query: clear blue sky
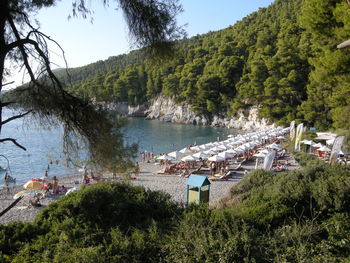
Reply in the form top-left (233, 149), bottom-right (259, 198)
top-left (35, 0), bottom-right (274, 70)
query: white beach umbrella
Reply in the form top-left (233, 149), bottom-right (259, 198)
top-left (204, 149), bottom-right (217, 155)
top-left (237, 145), bottom-right (249, 151)
top-left (208, 155), bottom-right (225, 162)
top-left (312, 143), bottom-right (324, 148)
top-left (179, 147), bottom-right (193, 154)
top-left (204, 142), bottom-right (214, 148)
top-left (190, 146), bottom-right (201, 152)
top-left (226, 148), bottom-right (237, 154)
top-left (192, 152), bottom-right (208, 159)
top-left (157, 155), bottom-right (174, 160)
top-left (181, 155), bottom-right (197, 162)
top-left (225, 144), bottom-right (235, 150)
top-left (260, 149), bottom-right (270, 154)
top-left (211, 146), bottom-right (224, 152)
top-left (230, 141), bottom-right (241, 146)
top-left (234, 139), bottom-right (244, 144)
top-left (326, 138), bottom-right (335, 145)
top-left (232, 148), bottom-right (244, 154)
top-left (199, 145), bottom-right (208, 150)
top-left (253, 152), bottom-right (267, 158)
top-left (212, 142), bottom-right (221, 146)
top-left (168, 151), bottom-right (184, 159)
top-left (218, 151), bottom-right (235, 159)
top-left (318, 145), bottom-right (331, 152)
top-left (267, 143), bottom-right (282, 150)
top-left (300, 140), bottom-right (315, 145)
top-left (246, 142), bottom-right (257, 148)
top-left (66, 187), bottom-right (80, 195)
top-left (339, 150), bottom-right (349, 155)
top-left (255, 139), bottom-right (262, 145)
top-left (218, 145), bottom-right (228, 150)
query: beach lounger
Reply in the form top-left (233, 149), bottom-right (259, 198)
top-left (209, 171), bottom-right (235, 181)
top-left (230, 163), bottom-right (243, 171)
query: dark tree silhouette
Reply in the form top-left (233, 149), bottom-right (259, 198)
top-left (0, 0), bottom-right (184, 171)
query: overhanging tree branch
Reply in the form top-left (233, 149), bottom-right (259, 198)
top-left (0, 138), bottom-right (26, 150)
top-left (1, 110), bottom-right (31, 126)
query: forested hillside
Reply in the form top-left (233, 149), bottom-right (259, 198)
top-left (59, 0), bottom-right (350, 130)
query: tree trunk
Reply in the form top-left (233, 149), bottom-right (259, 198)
top-left (0, 0), bottom-right (8, 136)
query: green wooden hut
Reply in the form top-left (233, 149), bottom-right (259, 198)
top-left (186, 174), bottom-right (211, 205)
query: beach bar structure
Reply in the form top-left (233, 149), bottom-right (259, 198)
top-left (186, 174), bottom-right (211, 205)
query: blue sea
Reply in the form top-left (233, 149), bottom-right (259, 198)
top-left (0, 109), bottom-right (237, 186)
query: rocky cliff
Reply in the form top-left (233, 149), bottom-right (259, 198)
top-left (101, 96), bottom-right (275, 131)
top-left (145, 96), bottom-right (275, 131)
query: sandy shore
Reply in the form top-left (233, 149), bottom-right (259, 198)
top-left (0, 156), bottom-right (300, 225)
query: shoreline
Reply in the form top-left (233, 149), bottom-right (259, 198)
top-left (0, 162), bottom-right (248, 225)
top-left (0, 154), bottom-right (300, 225)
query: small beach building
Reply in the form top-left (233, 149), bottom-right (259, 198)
top-left (186, 174), bottom-right (211, 205)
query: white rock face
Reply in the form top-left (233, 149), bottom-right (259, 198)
top-left (145, 96), bottom-right (209, 125)
top-left (145, 96), bottom-right (275, 131)
top-left (101, 96), bottom-right (275, 131)
top-left (99, 101), bottom-right (148, 117)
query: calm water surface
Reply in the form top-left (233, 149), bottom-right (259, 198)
top-left (0, 110), bottom-right (237, 185)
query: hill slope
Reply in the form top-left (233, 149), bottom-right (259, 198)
top-left (59, 0), bottom-right (349, 130)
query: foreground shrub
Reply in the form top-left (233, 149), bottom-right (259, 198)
top-left (164, 205), bottom-right (261, 263)
top-left (1, 163), bottom-right (350, 262)
top-left (1, 182), bottom-right (181, 263)
top-left (226, 163), bottom-right (350, 226)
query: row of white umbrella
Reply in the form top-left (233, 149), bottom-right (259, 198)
top-left (158, 127), bottom-right (290, 163)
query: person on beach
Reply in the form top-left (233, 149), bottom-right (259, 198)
top-left (83, 170), bottom-right (89, 184)
top-left (29, 197), bottom-right (41, 207)
top-left (180, 168), bottom-right (190, 177)
top-left (210, 162), bottom-right (216, 177)
top-left (141, 152), bottom-right (145, 162)
top-left (44, 170), bottom-right (49, 183)
top-left (90, 171), bottom-right (101, 181)
top-left (135, 162), bottom-right (140, 175)
top-left (52, 176), bottom-right (58, 194)
top-left (4, 182), bottom-right (9, 193)
top-left (44, 188), bottom-right (51, 197)
top-left (4, 172), bottom-right (10, 181)
top-left (60, 185), bottom-right (67, 194)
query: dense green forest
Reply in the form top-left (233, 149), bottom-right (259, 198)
top-left (1, 156), bottom-right (350, 262)
top-left (55, 0), bottom-right (350, 130)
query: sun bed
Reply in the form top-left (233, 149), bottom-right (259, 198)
top-left (230, 163), bottom-right (243, 171)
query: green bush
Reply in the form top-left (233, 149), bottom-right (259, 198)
top-left (294, 152), bottom-right (321, 167)
top-left (1, 182), bottom-right (182, 263)
top-left (164, 205), bottom-right (261, 263)
top-left (1, 163), bottom-right (350, 262)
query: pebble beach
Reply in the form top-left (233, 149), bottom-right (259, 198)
top-left (0, 162), bottom-right (251, 225)
top-left (0, 147), bottom-right (300, 225)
